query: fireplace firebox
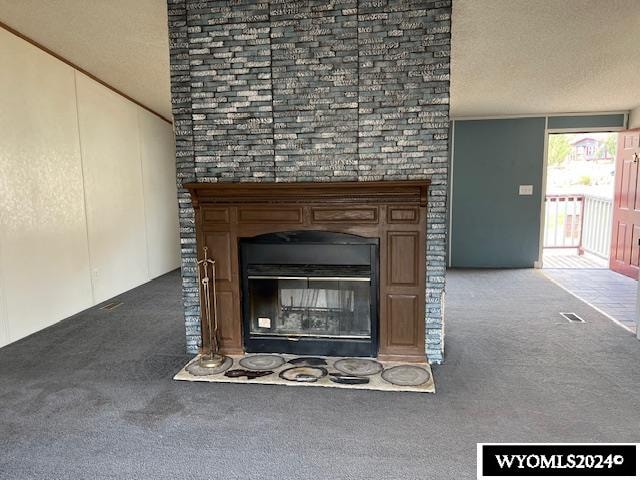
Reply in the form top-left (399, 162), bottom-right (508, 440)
top-left (240, 232), bottom-right (378, 357)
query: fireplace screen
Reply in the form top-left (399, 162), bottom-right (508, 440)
top-left (248, 276), bottom-right (372, 339)
top-left (240, 231), bottom-right (378, 357)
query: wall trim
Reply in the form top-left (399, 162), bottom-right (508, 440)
top-left (0, 21), bottom-right (172, 125)
top-left (448, 120), bottom-right (456, 267)
top-left (536, 116), bottom-right (550, 268)
top-left (546, 126), bottom-right (626, 134)
top-left (451, 111), bottom-right (629, 121)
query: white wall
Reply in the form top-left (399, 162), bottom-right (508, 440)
top-left (76, 74), bottom-right (151, 303)
top-left (0, 28), bottom-right (179, 348)
top-left (138, 109), bottom-right (181, 279)
top-left (0, 29), bottom-right (93, 344)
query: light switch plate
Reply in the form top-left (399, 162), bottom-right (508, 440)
top-left (519, 185), bottom-right (534, 195)
top-left (258, 317), bottom-right (271, 329)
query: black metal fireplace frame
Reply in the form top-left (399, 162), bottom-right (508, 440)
top-left (239, 231), bottom-right (379, 357)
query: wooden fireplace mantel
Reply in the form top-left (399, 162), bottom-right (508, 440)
top-left (186, 180), bottom-right (428, 207)
top-left (185, 180), bottom-right (429, 363)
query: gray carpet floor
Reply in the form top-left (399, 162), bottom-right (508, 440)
top-left (1, 269), bottom-right (639, 479)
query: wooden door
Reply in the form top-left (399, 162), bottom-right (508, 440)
top-left (610, 129), bottom-right (640, 279)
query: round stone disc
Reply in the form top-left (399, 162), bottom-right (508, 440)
top-left (381, 365), bottom-right (431, 386)
top-left (334, 358), bottom-right (383, 376)
top-left (279, 366), bottom-right (328, 382)
top-left (239, 354), bottom-right (285, 371)
top-left (186, 356), bottom-right (233, 376)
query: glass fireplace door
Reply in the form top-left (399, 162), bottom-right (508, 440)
top-left (248, 277), bottom-right (372, 340)
top-left (240, 231), bottom-right (379, 357)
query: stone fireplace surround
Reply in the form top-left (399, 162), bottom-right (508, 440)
top-left (167, 0), bottom-right (451, 363)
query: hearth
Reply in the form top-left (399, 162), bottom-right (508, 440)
top-left (175, 353), bottom-right (435, 393)
top-left (240, 231), bottom-right (378, 357)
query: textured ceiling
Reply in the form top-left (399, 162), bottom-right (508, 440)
top-left (0, 1), bottom-right (639, 120)
top-left (451, 0), bottom-right (640, 117)
top-left (0, 0), bottom-right (171, 120)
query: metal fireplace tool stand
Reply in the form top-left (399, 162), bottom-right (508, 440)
top-left (197, 246), bottom-right (228, 369)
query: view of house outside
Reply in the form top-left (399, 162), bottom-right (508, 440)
top-left (546, 132), bottom-right (617, 198)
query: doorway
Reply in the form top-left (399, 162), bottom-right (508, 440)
top-left (542, 132), bottom-right (617, 268)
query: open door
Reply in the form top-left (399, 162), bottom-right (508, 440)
top-left (611, 129), bottom-right (640, 279)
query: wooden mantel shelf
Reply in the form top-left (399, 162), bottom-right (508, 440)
top-left (184, 180), bottom-right (429, 207)
top-left (186, 180), bottom-right (429, 363)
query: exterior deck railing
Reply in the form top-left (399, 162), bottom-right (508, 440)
top-left (581, 195), bottom-right (613, 258)
top-left (544, 195), bottom-right (584, 249)
top-left (543, 194), bottom-right (612, 258)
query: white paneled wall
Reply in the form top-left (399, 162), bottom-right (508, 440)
top-left (0, 29), bottom-right (179, 348)
top-left (0, 29), bottom-right (93, 343)
top-left (76, 74), bottom-right (151, 303)
top-left (138, 109), bottom-right (180, 279)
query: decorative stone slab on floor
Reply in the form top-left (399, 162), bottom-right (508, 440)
top-left (174, 354), bottom-right (435, 394)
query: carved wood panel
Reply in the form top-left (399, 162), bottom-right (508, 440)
top-left (203, 232), bottom-right (232, 282)
top-left (387, 294), bottom-right (418, 347)
top-left (311, 207), bottom-right (378, 223)
top-left (388, 206), bottom-right (419, 224)
top-left (238, 207), bottom-right (303, 224)
top-left (216, 291), bottom-right (241, 349)
top-left (202, 207), bottom-right (229, 224)
top-left (388, 232), bottom-right (419, 286)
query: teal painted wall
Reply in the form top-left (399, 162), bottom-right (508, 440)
top-left (547, 113), bottom-right (625, 130)
top-left (451, 118), bottom-right (546, 267)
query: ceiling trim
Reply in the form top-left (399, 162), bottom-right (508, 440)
top-left (0, 21), bottom-right (172, 124)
